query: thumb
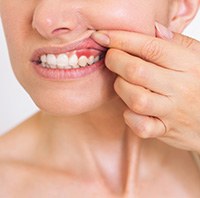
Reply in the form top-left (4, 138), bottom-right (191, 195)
top-left (155, 22), bottom-right (200, 51)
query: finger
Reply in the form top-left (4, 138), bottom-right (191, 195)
top-left (123, 109), bottom-right (166, 138)
top-left (115, 77), bottom-right (172, 117)
top-left (106, 48), bottom-right (177, 95)
top-left (155, 22), bottom-right (200, 52)
top-left (92, 30), bottom-right (199, 71)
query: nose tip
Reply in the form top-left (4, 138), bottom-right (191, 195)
top-left (32, 16), bottom-right (71, 39)
top-left (32, 17), bottom-right (51, 38)
top-left (32, 2), bottom-right (79, 39)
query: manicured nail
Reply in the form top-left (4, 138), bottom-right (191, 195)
top-left (91, 32), bottom-right (110, 46)
top-left (155, 22), bottom-right (174, 39)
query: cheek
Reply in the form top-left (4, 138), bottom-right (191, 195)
top-left (1, 15), bottom-right (22, 82)
top-left (1, 7), bottom-right (34, 83)
top-left (1, 1), bottom-right (33, 58)
top-left (84, 2), bottom-right (157, 36)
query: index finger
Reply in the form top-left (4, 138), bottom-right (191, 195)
top-left (92, 30), bottom-right (199, 71)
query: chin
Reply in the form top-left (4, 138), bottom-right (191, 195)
top-left (34, 93), bottom-right (116, 117)
top-left (18, 59), bottom-right (117, 117)
top-left (28, 82), bottom-right (116, 117)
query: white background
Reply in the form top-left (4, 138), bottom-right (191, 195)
top-left (1, 12), bottom-right (200, 135)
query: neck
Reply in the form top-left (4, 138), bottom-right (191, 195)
top-left (39, 97), bottom-right (127, 144)
top-left (34, 97), bottom-right (145, 194)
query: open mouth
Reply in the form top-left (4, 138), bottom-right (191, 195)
top-left (34, 49), bottom-right (106, 69)
top-left (31, 38), bottom-right (108, 79)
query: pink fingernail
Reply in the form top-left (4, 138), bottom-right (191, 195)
top-left (155, 22), bottom-right (174, 39)
top-left (91, 32), bottom-right (110, 46)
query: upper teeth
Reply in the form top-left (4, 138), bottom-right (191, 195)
top-left (40, 53), bottom-right (101, 69)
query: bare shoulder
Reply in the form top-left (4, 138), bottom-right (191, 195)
top-left (0, 112), bottom-right (43, 196)
top-left (0, 114), bottom-right (50, 198)
top-left (0, 112), bottom-right (41, 161)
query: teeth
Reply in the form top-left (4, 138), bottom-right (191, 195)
top-left (47, 54), bottom-right (57, 68)
top-left (78, 56), bottom-right (88, 67)
top-left (41, 55), bottom-right (47, 63)
top-left (57, 54), bottom-right (69, 69)
top-left (41, 55), bottom-right (47, 68)
top-left (40, 53), bottom-right (102, 69)
top-left (87, 56), bottom-right (95, 65)
top-left (69, 54), bottom-right (79, 68)
top-left (94, 56), bottom-right (100, 63)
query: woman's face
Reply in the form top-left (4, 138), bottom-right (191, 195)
top-left (0, 0), bottom-right (172, 116)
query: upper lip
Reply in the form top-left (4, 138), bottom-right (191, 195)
top-left (31, 37), bottom-right (108, 63)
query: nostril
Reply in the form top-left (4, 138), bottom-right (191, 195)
top-left (52, 27), bottom-right (70, 35)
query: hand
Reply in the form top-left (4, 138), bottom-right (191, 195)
top-left (92, 22), bottom-right (200, 153)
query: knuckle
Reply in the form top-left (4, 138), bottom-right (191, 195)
top-left (179, 80), bottom-right (199, 103)
top-left (117, 39), bottom-right (130, 50)
top-left (130, 93), bottom-right (148, 113)
top-left (123, 110), bottom-right (152, 138)
top-left (178, 35), bottom-right (196, 49)
top-left (178, 83), bottom-right (190, 95)
top-left (176, 77), bottom-right (196, 97)
top-left (189, 55), bottom-right (200, 74)
top-left (191, 61), bottom-right (200, 79)
top-left (136, 122), bottom-right (152, 139)
top-left (124, 62), bottom-right (145, 83)
top-left (141, 39), bottom-right (163, 61)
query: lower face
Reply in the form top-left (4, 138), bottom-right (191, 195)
top-left (1, 0), bottom-right (170, 116)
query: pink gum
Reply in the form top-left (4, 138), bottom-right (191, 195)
top-left (55, 49), bottom-right (102, 58)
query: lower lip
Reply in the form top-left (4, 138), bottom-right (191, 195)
top-left (32, 59), bottom-right (105, 80)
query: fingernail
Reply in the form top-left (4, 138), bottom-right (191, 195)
top-left (155, 22), bottom-right (174, 39)
top-left (91, 32), bottom-right (110, 46)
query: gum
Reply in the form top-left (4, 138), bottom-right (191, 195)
top-left (49, 49), bottom-right (102, 59)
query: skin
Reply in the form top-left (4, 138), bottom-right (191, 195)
top-left (0, 0), bottom-right (200, 197)
top-left (92, 28), bottom-right (200, 153)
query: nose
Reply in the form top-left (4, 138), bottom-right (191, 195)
top-left (32, 0), bottom-right (84, 39)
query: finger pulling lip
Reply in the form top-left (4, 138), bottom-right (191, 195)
top-left (31, 37), bottom-right (108, 62)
